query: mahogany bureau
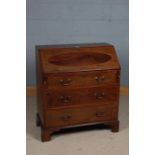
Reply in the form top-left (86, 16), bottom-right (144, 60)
top-left (36, 43), bottom-right (121, 142)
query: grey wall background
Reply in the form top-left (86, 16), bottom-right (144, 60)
top-left (26, 0), bottom-right (129, 86)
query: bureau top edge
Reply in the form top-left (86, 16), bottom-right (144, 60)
top-left (36, 42), bottom-right (112, 50)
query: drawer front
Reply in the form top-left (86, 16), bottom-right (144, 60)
top-left (46, 105), bottom-right (118, 127)
top-left (45, 86), bottom-right (119, 108)
top-left (45, 70), bottom-right (120, 89)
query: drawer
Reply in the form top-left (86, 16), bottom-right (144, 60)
top-left (45, 105), bottom-right (118, 127)
top-left (45, 86), bottom-right (119, 108)
top-left (44, 70), bottom-right (120, 89)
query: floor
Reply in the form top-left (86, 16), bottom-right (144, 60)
top-left (26, 96), bottom-right (129, 155)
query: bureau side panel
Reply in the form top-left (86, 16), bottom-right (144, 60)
top-left (36, 48), bottom-right (45, 125)
top-left (116, 69), bottom-right (121, 121)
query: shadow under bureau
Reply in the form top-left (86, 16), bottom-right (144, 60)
top-left (36, 43), bottom-right (121, 142)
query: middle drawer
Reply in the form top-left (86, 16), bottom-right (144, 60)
top-left (45, 86), bottom-right (119, 108)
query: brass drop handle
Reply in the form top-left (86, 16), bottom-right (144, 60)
top-left (60, 95), bottom-right (72, 103)
top-left (95, 76), bottom-right (105, 83)
top-left (61, 115), bottom-right (71, 121)
top-left (95, 111), bottom-right (104, 117)
top-left (94, 92), bottom-right (105, 99)
top-left (60, 78), bottom-right (72, 86)
top-left (42, 77), bottom-right (47, 85)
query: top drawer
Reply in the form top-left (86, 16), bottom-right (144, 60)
top-left (43, 70), bottom-right (120, 89)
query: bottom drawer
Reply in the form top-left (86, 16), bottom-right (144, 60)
top-left (45, 105), bottom-right (118, 127)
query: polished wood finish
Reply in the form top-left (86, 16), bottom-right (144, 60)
top-left (36, 43), bottom-right (121, 142)
top-left (45, 104), bottom-right (118, 127)
top-left (45, 70), bottom-right (119, 89)
top-left (26, 86), bottom-right (128, 96)
top-left (45, 86), bottom-right (119, 108)
top-left (38, 45), bottom-right (120, 73)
